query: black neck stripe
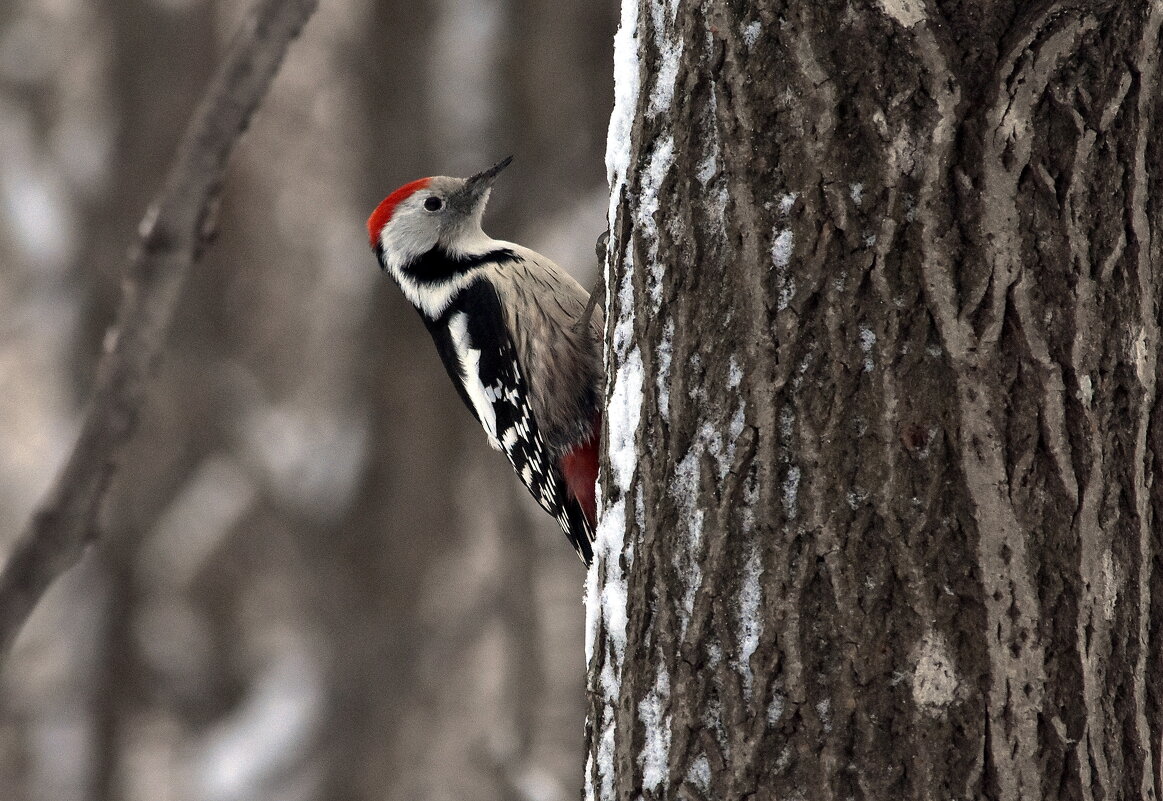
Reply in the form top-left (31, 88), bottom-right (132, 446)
top-left (405, 246), bottom-right (520, 283)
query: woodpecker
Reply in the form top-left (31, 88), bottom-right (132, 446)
top-left (368, 157), bottom-right (602, 564)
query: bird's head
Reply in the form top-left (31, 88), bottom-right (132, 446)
top-left (367, 156), bottom-right (512, 272)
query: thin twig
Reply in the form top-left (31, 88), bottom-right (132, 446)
top-left (0, 0), bottom-right (319, 663)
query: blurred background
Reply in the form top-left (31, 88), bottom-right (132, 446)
top-left (0, 0), bottom-right (616, 798)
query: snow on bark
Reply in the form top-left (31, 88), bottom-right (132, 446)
top-left (637, 665), bottom-right (671, 792)
top-left (646, 1), bottom-right (682, 117)
top-left (771, 227), bottom-right (794, 268)
top-left (766, 692), bottom-right (784, 725)
top-left (639, 135), bottom-right (674, 307)
top-left (586, 497), bottom-right (628, 664)
top-left (603, 0), bottom-right (639, 225)
top-left (590, 0), bottom-right (694, 794)
top-left (586, 1), bottom-right (641, 798)
top-left (606, 337), bottom-right (643, 494)
top-left (741, 20), bottom-right (762, 48)
top-left (586, 223), bottom-right (640, 801)
top-left (782, 465), bottom-right (801, 521)
top-left (671, 447), bottom-right (704, 636)
top-left (859, 326), bottom-right (877, 372)
top-left (772, 193), bottom-right (797, 311)
top-left (585, 264), bottom-right (635, 783)
top-left (736, 547), bottom-right (762, 699)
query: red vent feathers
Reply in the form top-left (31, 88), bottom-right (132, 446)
top-left (367, 177), bottom-right (432, 247)
top-left (560, 417), bottom-right (601, 527)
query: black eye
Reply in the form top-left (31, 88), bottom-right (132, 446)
top-left (424, 196), bottom-right (443, 211)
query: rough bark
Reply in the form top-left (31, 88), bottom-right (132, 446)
top-left (586, 2), bottom-right (1163, 800)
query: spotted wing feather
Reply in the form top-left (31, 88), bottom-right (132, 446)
top-left (435, 280), bottom-right (594, 563)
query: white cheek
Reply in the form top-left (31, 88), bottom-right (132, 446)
top-left (379, 213), bottom-right (482, 319)
top-left (380, 214), bottom-right (438, 267)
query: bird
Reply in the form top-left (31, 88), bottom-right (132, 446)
top-left (367, 157), bottom-right (603, 564)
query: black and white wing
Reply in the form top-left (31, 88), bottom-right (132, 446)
top-left (426, 279), bottom-right (593, 563)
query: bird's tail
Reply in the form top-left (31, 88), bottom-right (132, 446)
top-left (558, 499), bottom-right (594, 566)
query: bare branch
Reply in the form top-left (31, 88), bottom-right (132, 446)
top-left (0, 0), bottom-right (319, 662)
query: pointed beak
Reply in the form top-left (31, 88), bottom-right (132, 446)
top-left (459, 156), bottom-right (513, 207)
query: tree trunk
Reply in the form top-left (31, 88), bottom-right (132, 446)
top-left (586, 2), bottom-right (1163, 800)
